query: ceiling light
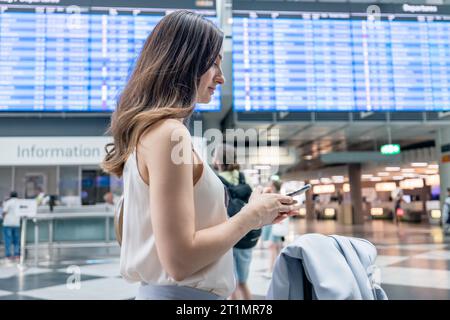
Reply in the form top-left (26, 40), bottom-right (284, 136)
top-left (254, 165), bottom-right (271, 170)
top-left (313, 184), bottom-right (336, 194)
top-left (375, 182), bottom-right (397, 192)
top-left (385, 167), bottom-right (401, 172)
top-left (400, 178), bottom-right (424, 190)
top-left (426, 175), bottom-right (440, 186)
top-left (411, 162), bottom-right (428, 167)
top-left (377, 172), bottom-right (390, 177)
top-left (320, 178), bottom-right (332, 184)
top-left (332, 176), bottom-right (345, 183)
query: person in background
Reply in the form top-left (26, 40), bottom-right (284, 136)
top-left (35, 187), bottom-right (48, 206)
top-left (103, 191), bottom-right (117, 213)
top-left (103, 191), bottom-right (115, 207)
top-left (214, 143), bottom-right (255, 300)
top-left (442, 188), bottom-right (450, 234)
top-left (394, 193), bottom-right (404, 225)
top-left (48, 195), bottom-right (57, 212)
top-left (104, 191), bottom-right (114, 205)
top-left (1, 191), bottom-right (21, 261)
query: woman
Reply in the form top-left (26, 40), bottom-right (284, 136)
top-left (102, 10), bottom-right (298, 300)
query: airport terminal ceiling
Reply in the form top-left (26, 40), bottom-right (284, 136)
top-left (226, 119), bottom-right (446, 175)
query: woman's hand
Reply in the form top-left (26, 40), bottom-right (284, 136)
top-left (242, 186), bottom-right (300, 229)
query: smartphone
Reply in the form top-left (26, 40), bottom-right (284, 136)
top-left (286, 184), bottom-right (312, 197)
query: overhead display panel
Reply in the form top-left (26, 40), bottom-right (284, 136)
top-left (232, 1), bottom-right (450, 112)
top-left (0, 0), bottom-right (220, 112)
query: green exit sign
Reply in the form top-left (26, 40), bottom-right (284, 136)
top-left (381, 144), bottom-right (401, 155)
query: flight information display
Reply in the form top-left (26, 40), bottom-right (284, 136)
top-left (0, 1), bottom-right (220, 112)
top-left (233, 2), bottom-right (450, 112)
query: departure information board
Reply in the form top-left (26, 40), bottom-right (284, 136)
top-left (0, 0), bottom-right (220, 112)
top-left (233, 1), bottom-right (450, 112)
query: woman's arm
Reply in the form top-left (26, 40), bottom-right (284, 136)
top-left (138, 120), bottom-right (295, 281)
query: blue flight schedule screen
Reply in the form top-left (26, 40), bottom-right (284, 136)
top-left (232, 11), bottom-right (450, 112)
top-left (0, 6), bottom-right (220, 112)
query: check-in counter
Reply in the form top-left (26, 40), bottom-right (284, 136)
top-left (297, 205), bottom-right (307, 218)
top-left (316, 202), bottom-right (339, 220)
top-left (369, 201), bottom-right (394, 220)
top-left (0, 204), bottom-right (117, 266)
top-left (37, 204), bottom-right (113, 214)
top-left (400, 202), bottom-right (424, 223)
top-left (426, 200), bottom-right (441, 225)
top-left (19, 209), bottom-right (116, 266)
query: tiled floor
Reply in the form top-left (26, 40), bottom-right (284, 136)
top-left (0, 219), bottom-right (449, 300)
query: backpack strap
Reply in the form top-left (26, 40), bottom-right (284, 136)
top-left (238, 171), bottom-right (246, 185)
top-left (217, 174), bottom-right (232, 188)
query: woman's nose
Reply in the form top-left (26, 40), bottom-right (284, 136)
top-left (216, 73), bottom-right (225, 84)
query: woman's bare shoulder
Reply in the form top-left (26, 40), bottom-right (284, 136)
top-left (138, 118), bottom-right (191, 156)
top-left (140, 119), bottom-right (190, 144)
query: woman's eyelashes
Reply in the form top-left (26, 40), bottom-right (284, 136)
top-left (215, 63), bottom-right (223, 75)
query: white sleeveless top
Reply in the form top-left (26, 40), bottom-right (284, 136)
top-left (120, 149), bottom-right (236, 297)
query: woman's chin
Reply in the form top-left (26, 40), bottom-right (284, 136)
top-left (196, 96), bottom-right (212, 104)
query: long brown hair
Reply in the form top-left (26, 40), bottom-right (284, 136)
top-left (102, 10), bottom-right (223, 177)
